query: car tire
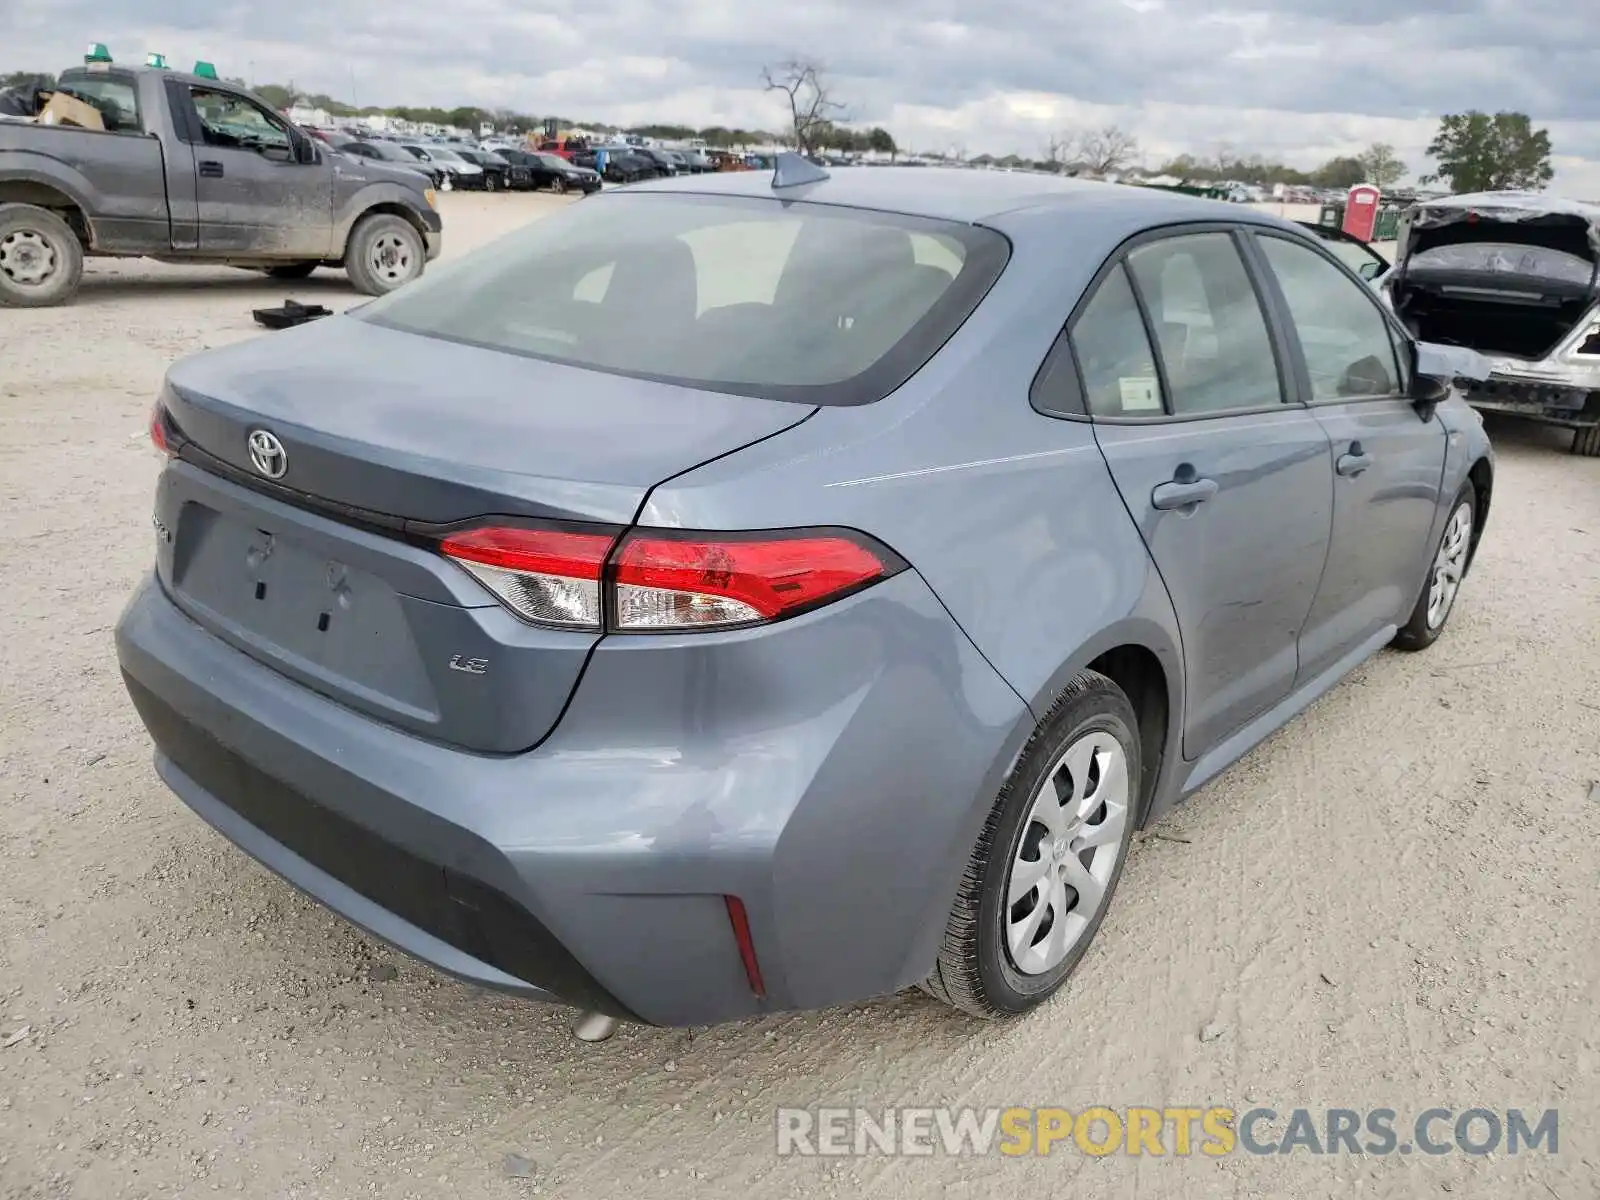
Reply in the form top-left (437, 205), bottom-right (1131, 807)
top-left (1573, 424), bottom-right (1600, 458)
top-left (264, 262), bottom-right (318, 280)
top-left (485, 174), bottom-right (499, 193)
top-left (344, 213), bottom-right (425, 297)
top-left (0, 202), bottom-right (84, 308)
top-left (552, 177), bottom-right (568, 194)
top-left (923, 670), bottom-right (1140, 1019)
top-left (1392, 481), bottom-right (1476, 651)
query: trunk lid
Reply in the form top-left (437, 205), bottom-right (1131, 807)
top-left (157, 316), bottom-right (815, 752)
top-left (1391, 194), bottom-right (1600, 360)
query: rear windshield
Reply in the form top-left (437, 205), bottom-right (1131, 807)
top-left (357, 191), bottom-right (1010, 404)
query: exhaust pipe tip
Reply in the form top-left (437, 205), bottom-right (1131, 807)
top-left (572, 1011), bottom-right (620, 1043)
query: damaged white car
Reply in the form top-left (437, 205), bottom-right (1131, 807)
top-left (1384, 192), bottom-right (1600, 456)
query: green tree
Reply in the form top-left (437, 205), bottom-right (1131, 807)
top-left (866, 126), bottom-right (897, 159)
top-left (1356, 141), bottom-right (1407, 189)
top-left (1312, 155), bottom-right (1367, 189)
top-left (253, 83), bottom-right (292, 108)
top-left (1422, 111), bottom-right (1554, 192)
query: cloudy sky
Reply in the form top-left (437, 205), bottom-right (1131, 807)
top-left (9, 0), bottom-right (1599, 193)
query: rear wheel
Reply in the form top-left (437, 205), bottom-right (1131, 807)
top-left (552, 176), bottom-right (568, 194)
top-left (0, 203), bottom-right (84, 308)
top-left (264, 262), bottom-right (318, 280)
top-left (1392, 482), bottom-right (1475, 651)
top-left (1574, 424), bottom-right (1600, 458)
top-left (485, 173), bottom-right (499, 192)
top-left (923, 671), bottom-right (1139, 1018)
top-left (344, 213), bottom-right (425, 296)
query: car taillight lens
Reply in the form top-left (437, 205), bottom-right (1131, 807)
top-left (437, 525), bottom-right (902, 632)
top-left (439, 526), bottom-right (614, 629)
top-left (611, 531), bottom-right (896, 630)
top-left (149, 402), bottom-right (175, 456)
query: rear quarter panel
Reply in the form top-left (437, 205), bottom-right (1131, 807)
top-left (639, 203), bottom-right (1188, 899)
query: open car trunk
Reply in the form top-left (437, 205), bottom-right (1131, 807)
top-left (1389, 193), bottom-right (1600, 361)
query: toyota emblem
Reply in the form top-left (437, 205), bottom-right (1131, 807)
top-left (247, 429), bottom-right (288, 479)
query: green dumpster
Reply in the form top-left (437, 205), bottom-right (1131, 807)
top-left (1373, 206), bottom-right (1401, 241)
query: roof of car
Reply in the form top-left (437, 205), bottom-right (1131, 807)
top-left (628, 164), bottom-right (1287, 227)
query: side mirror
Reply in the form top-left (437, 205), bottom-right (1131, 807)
top-left (1410, 373), bottom-right (1452, 406)
top-left (296, 138), bottom-right (321, 165)
top-left (1358, 261), bottom-right (1384, 281)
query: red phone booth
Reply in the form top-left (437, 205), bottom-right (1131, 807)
top-left (1342, 184), bottom-right (1381, 241)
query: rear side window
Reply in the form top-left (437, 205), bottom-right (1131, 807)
top-left (1126, 233), bottom-right (1284, 415)
top-left (52, 73), bottom-right (141, 133)
top-left (357, 192), bottom-right (1010, 405)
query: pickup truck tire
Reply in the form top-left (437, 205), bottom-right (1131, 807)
top-left (344, 213), bottom-right (424, 297)
top-left (0, 203), bottom-right (83, 308)
top-left (264, 262), bottom-right (319, 280)
top-left (1573, 424), bottom-right (1600, 458)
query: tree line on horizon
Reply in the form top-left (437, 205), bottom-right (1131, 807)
top-left (0, 63), bottom-right (1557, 194)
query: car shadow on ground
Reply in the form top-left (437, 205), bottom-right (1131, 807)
top-left (73, 269), bottom-right (363, 306)
top-left (1478, 411), bottom-right (1586, 455)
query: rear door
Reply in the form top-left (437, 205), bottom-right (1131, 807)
top-left (175, 84), bottom-right (334, 258)
top-left (1078, 228), bottom-right (1335, 758)
top-left (1247, 231), bottom-right (1447, 682)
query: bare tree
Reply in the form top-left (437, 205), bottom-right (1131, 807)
top-left (761, 59), bottom-right (846, 154)
top-left (1043, 132), bottom-right (1073, 173)
top-left (1073, 124), bottom-right (1139, 176)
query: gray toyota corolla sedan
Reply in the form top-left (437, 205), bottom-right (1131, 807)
top-left (116, 159), bottom-right (1493, 1029)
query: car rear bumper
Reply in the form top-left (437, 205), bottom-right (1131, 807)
top-left (1461, 373), bottom-right (1599, 428)
top-left (115, 566), bottom-right (1026, 1026)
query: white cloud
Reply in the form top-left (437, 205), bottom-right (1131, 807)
top-left (6, 0), bottom-right (1598, 193)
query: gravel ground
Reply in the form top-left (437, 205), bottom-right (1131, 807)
top-left (2, 191), bottom-right (1598, 1200)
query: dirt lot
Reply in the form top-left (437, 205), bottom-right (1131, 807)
top-left (1, 191), bottom-right (1597, 1200)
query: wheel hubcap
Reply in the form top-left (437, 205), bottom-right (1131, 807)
top-left (1426, 501), bottom-right (1472, 629)
top-left (0, 230), bottom-right (57, 286)
top-left (1005, 730), bottom-right (1130, 976)
top-left (369, 233), bottom-right (414, 284)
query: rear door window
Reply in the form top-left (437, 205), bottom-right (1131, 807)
top-left (1126, 233), bottom-right (1285, 415)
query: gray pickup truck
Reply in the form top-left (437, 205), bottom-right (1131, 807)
top-left (0, 62), bottom-right (442, 307)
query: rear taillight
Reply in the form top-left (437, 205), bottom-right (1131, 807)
top-left (149, 402), bottom-right (175, 456)
top-left (611, 531), bottom-right (893, 630)
top-left (437, 524), bottom-right (902, 632)
top-left (439, 526), bottom-right (614, 628)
